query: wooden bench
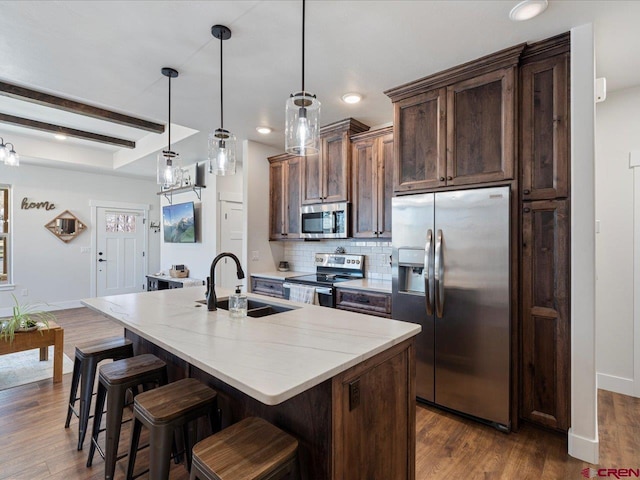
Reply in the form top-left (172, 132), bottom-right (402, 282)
top-left (0, 320), bottom-right (64, 382)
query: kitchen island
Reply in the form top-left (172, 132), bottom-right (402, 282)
top-left (82, 287), bottom-right (420, 479)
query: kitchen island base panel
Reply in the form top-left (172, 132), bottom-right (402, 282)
top-left (125, 329), bottom-right (415, 480)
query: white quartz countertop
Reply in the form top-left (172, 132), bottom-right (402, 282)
top-left (250, 271), bottom-right (308, 280)
top-left (337, 279), bottom-right (392, 294)
top-left (147, 274), bottom-right (205, 287)
top-left (82, 287), bottom-right (419, 406)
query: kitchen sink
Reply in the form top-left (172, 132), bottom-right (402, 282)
top-left (195, 298), bottom-right (297, 318)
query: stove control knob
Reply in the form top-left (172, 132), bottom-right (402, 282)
top-left (346, 259), bottom-right (351, 264)
top-left (356, 260), bottom-right (360, 264)
top-left (316, 257), bottom-right (321, 262)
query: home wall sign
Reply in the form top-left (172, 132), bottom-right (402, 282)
top-left (21, 197), bottom-right (55, 210)
top-left (44, 210), bottom-right (86, 243)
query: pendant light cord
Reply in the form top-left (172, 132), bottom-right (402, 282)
top-left (220, 33), bottom-right (224, 130)
top-left (301, 0), bottom-right (305, 93)
top-left (168, 75), bottom-right (172, 151)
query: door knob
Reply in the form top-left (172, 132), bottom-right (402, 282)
top-left (98, 258), bottom-right (107, 262)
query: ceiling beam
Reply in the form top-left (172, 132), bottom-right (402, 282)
top-left (0, 80), bottom-right (164, 134)
top-left (0, 112), bottom-right (136, 149)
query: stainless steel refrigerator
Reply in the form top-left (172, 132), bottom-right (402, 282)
top-left (392, 186), bottom-right (510, 430)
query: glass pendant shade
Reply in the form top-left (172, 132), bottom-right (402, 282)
top-left (208, 128), bottom-right (236, 176)
top-left (157, 152), bottom-right (180, 188)
top-left (0, 143), bottom-right (7, 162)
top-left (3, 143), bottom-right (19, 167)
top-left (285, 92), bottom-right (320, 156)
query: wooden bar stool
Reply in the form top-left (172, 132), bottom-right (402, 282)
top-left (126, 378), bottom-right (219, 480)
top-left (189, 417), bottom-right (298, 480)
top-left (86, 354), bottom-right (167, 480)
top-left (65, 336), bottom-right (134, 450)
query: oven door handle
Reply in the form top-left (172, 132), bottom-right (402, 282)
top-left (283, 283), bottom-right (333, 296)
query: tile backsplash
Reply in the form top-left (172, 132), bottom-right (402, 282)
top-left (281, 239), bottom-right (392, 281)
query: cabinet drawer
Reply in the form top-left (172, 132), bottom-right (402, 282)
top-left (251, 277), bottom-right (284, 299)
top-left (335, 288), bottom-right (391, 318)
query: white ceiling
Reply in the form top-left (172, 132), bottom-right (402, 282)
top-left (0, 0), bottom-right (638, 180)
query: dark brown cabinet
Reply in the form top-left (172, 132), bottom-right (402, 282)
top-left (269, 154), bottom-right (302, 240)
top-left (393, 88), bottom-right (447, 192)
top-left (351, 127), bottom-right (393, 238)
top-left (521, 53), bottom-right (569, 200)
top-left (519, 34), bottom-right (571, 433)
top-left (333, 340), bottom-right (414, 480)
top-left (335, 288), bottom-right (392, 318)
top-left (387, 45), bottom-right (524, 194)
top-left (521, 199), bottom-right (570, 431)
top-left (447, 67), bottom-right (516, 186)
top-left (250, 276), bottom-right (284, 299)
top-left (301, 118), bottom-right (369, 205)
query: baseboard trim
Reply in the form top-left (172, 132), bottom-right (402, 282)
top-left (568, 428), bottom-right (599, 464)
top-left (0, 300), bottom-right (84, 317)
top-left (597, 372), bottom-right (637, 397)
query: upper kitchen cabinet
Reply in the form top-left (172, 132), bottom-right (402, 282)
top-left (446, 67), bottom-right (516, 186)
top-left (520, 34), bottom-right (570, 200)
top-left (386, 44), bottom-right (524, 193)
top-left (269, 153), bottom-right (302, 240)
top-left (393, 88), bottom-right (446, 192)
top-left (302, 118), bottom-right (369, 204)
top-left (351, 127), bottom-right (394, 238)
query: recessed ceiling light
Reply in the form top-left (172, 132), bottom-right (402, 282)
top-left (256, 126), bottom-right (272, 135)
top-left (341, 93), bottom-right (362, 104)
top-left (54, 133), bottom-right (67, 140)
top-left (509, 0), bottom-right (548, 21)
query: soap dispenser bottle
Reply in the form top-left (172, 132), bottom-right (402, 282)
top-left (229, 285), bottom-right (248, 318)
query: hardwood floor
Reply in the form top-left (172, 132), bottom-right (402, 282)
top-left (1, 307), bottom-right (638, 479)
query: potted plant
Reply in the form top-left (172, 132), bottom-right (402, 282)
top-left (0, 294), bottom-right (56, 344)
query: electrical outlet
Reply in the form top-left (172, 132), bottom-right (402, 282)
top-left (251, 251), bottom-right (259, 261)
top-left (21, 289), bottom-right (28, 297)
top-left (349, 379), bottom-right (360, 411)
top-left (80, 246), bottom-right (90, 254)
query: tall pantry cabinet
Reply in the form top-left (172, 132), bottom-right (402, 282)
top-left (519, 34), bottom-right (571, 432)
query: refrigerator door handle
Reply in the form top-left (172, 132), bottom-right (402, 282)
top-left (424, 229), bottom-right (434, 315)
top-left (435, 229), bottom-right (445, 318)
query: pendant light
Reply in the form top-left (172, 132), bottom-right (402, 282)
top-left (157, 67), bottom-right (181, 188)
top-left (285, 0), bottom-right (320, 156)
top-left (209, 25), bottom-right (236, 176)
top-left (0, 138), bottom-right (19, 167)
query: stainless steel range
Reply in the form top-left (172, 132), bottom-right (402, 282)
top-left (283, 253), bottom-right (365, 307)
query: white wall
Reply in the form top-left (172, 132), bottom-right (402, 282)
top-left (595, 85), bottom-right (640, 395)
top-left (159, 166), bottom-right (216, 282)
top-left (569, 23), bottom-right (599, 464)
top-left (0, 162), bottom-right (160, 312)
top-left (243, 140), bottom-right (283, 284)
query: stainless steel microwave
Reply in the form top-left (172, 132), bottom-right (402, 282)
top-left (300, 202), bottom-right (349, 239)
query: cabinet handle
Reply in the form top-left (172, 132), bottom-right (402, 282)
top-left (523, 207), bottom-right (531, 213)
top-left (356, 295), bottom-right (370, 304)
top-left (523, 189), bottom-right (531, 195)
top-left (439, 177), bottom-right (445, 182)
top-left (447, 176), bottom-right (453, 181)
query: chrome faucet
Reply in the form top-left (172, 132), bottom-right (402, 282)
top-left (207, 252), bottom-right (245, 311)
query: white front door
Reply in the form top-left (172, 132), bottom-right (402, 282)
top-left (96, 207), bottom-right (146, 296)
top-left (217, 200), bottom-right (244, 289)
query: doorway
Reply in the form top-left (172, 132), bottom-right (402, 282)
top-left (217, 194), bottom-right (243, 289)
top-left (91, 202), bottom-right (148, 297)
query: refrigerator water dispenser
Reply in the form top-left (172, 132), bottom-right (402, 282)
top-left (397, 248), bottom-right (425, 294)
